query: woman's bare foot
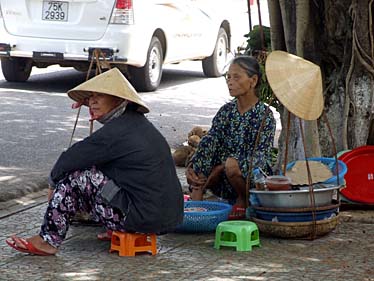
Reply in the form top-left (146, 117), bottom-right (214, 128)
top-left (228, 204), bottom-right (246, 220)
top-left (28, 235), bottom-right (57, 254)
top-left (7, 235), bottom-right (58, 255)
top-left (97, 230), bottom-right (113, 241)
top-left (235, 197), bottom-right (247, 209)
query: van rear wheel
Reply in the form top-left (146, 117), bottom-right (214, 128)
top-left (202, 28), bottom-right (228, 77)
top-left (128, 37), bottom-right (163, 92)
top-left (1, 57), bottom-right (33, 82)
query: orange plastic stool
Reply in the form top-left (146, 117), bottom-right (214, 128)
top-left (109, 231), bottom-right (157, 257)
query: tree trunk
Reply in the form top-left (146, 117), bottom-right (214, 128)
top-left (317, 0), bottom-right (351, 155)
top-left (319, 0), bottom-right (373, 154)
top-left (279, 0), bottom-right (297, 54)
top-left (267, 0), bottom-right (286, 50)
top-left (296, 0), bottom-right (321, 157)
top-left (346, 0), bottom-right (374, 148)
top-left (275, 111), bottom-right (305, 174)
top-left (272, 0), bottom-right (322, 171)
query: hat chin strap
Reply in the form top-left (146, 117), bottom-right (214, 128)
top-left (94, 100), bottom-right (129, 125)
top-left (89, 108), bottom-right (101, 122)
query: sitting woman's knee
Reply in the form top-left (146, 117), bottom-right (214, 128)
top-left (225, 158), bottom-right (242, 179)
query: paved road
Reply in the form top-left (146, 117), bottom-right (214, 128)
top-left (0, 62), bottom-right (233, 202)
top-left (0, 59), bottom-right (281, 203)
top-left (0, 0), bottom-right (277, 202)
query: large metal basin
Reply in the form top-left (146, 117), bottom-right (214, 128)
top-left (251, 185), bottom-right (341, 208)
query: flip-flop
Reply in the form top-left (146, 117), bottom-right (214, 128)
top-left (6, 236), bottom-right (54, 256)
top-left (228, 205), bottom-right (246, 220)
top-left (97, 230), bottom-right (113, 241)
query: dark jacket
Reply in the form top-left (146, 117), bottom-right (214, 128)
top-left (50, 109), bottom-right (184, 233)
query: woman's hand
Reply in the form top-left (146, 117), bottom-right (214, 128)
top-left (47, 187), bottom-right (54, 202)
top-left (185, 165), bottom-right (206, 188)
top-left (186, 165), bottom-right (206, 200)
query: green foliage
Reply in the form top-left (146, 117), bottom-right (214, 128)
top-left (244, 25), bottom-right (271, 52)
top-left (257, 61), bottom-right (280, 111)
top-left (270, 147), bottom-right (279, 167)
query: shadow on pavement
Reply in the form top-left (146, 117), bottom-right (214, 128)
top-left (0, 66), bottom-right (207, 94)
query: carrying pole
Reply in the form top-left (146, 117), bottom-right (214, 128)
top-left (69, 48), bottom-right (111, 146)
top-left (256, 0), bottom-right (265, 51)
top-left (247, 0), bottom-right (253, 31)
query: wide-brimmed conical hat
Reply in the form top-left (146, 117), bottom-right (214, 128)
top-left (67, 68), bottom-right (149, 113)
top-left (265, 51), bottom-right (323, 120)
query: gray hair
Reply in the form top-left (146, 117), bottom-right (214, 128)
top-left (230, 55), bottom-right (262, 88)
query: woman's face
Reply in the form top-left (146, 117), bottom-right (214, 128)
top-left (88, 93), bottom-right (123, 119)
top-left (226, 63), bottom-right (258, 98)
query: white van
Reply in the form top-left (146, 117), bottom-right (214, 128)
top-left (0, 0), bottom-right (248, 91)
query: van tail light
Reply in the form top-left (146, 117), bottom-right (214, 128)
top-left (110, 0), bottom-right (134, 24)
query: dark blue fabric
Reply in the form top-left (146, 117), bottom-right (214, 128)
top-left (50, 109), bottom-right (184, 234)
top-left (191, 99), bottom-right (275, 200)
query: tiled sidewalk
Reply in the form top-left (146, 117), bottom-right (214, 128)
top-left (1, 201), bottom-right (373, 281)
top-left (0, 168), bottom-right (373, 281)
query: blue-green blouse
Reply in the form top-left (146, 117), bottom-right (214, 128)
top-left (191, 99), bottom-right (275, 200)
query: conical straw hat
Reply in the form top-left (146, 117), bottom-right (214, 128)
top-left (265, 51), bottom-right (323, 120)
top-left (67, 68), bottom-right (149, 113)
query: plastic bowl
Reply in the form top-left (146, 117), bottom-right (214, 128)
top-left (175, 201), bottom-right (232, 233)
top-left (266, 175), bottom-right (291, 191)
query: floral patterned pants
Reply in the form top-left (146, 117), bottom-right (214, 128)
top-left (40, 167), bottom-right (128, 248)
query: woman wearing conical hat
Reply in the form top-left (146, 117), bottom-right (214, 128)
top-left (6, 68), bottom-right (184, 255)
top-left (186, 56), bottom-right (276, 220)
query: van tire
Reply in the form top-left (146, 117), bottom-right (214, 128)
top-left (202, 28), bottom-right (228, 77)
top-left (1, 57), bottom-right (32, 82)
top-left (129, 37), bottom-right (163, 92)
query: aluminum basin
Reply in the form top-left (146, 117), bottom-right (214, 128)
top-left (251, 185), bottom-right (341, 208)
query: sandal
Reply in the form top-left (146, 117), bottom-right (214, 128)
top-left (6, 236), bottom-right (55, 256)
top-left (228, 205), bottom-right (246, 220)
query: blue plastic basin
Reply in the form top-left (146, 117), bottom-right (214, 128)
top-left (254, 208), bottom-right (338, 222)
top-left (286, 157), bottom-right (347, 185)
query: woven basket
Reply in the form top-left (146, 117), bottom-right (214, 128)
top-left (251, 215), bottom-right (339, 239)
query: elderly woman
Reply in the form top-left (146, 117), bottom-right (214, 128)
top-left (186, 55), bottom-right (275, 220)
top-left (6, 68), bottom-right (184, 255)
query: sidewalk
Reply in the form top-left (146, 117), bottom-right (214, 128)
top-left (0, 169), bottom-right (373, 281)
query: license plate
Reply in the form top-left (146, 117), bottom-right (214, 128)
top-left (33, 51), bottom-right (64, 60)
top-left (42, 1), bottom-right (68, 22)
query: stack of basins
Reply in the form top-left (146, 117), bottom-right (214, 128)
top-left (250, 157), bottom-right (347, 238)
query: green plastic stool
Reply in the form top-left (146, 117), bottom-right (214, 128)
top-left (214, 220), bottom-right (260, 251)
